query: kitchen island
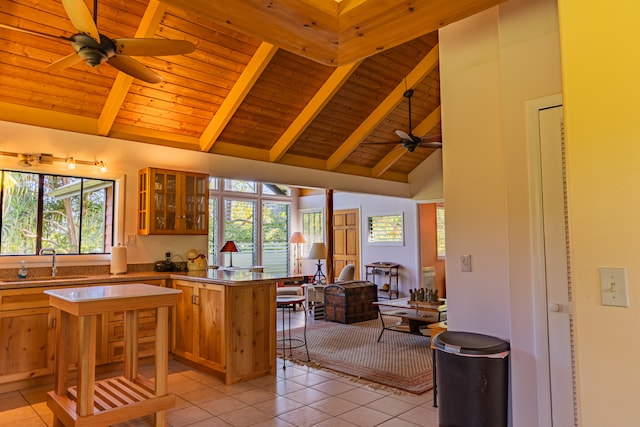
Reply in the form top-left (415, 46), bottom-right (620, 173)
top-left (0, 269), bottom-right (295, 391)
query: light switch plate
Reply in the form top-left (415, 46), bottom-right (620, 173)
top-left (460, 254), bottom-right (472, 272)
top-left (600, 267), bottom-right (629, 307)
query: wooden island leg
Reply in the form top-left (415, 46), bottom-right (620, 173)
top-left (155, 306), bottom-right (169, 426)
top-left (76, 314), bottom-right (97, 417)
top-left (123, 310), bottom-right (139, 380)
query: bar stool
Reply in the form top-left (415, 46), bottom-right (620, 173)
top-left (276, 295), bottom-right (309, 369)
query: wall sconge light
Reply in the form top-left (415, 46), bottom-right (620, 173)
top-left (97, 161), bottom-right (107, 173)
top-left (66, 157), bottom-right (76, 170)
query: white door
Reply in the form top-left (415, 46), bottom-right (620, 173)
top-left (538, 105), bottom-right (576, 426)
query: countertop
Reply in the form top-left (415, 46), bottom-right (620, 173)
top-left (0, 269), bottom-right (298, 290)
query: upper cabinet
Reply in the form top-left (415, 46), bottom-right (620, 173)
top-left (138, 167), bottom-right (208, 235)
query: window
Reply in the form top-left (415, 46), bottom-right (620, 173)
top-left (223, 199), bottom-right (256, 266)
top-left (367, 213), bottom-right (404, 245)
top-left (436, 203), bottom-right (445, 258)
top-left (301, 209), bottom-right (323, 255)
top-left (209, 178), bottom-right (292, 272)
top-left (0, 170), bottom-right (115, 255)
top-left (224, 179), bottom-right (256, 193)
top-left (262, 202), bottom-right (290, 275)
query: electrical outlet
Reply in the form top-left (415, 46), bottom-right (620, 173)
top-left (125, 233), bottom-right (136, 246)
top-left (460, 254), bottom-right (472, 272)
top-left (600, 267), bottom-right (629, 307)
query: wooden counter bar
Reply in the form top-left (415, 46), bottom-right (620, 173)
top-left (44, 284), bottom-right (181, 427)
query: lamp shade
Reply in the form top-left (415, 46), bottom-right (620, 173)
top-left (220, 240), bottom-right (239, 253)
top-left (308, 242), bottom-right (326, 260)
top-left (289, 232), bottom-right (306, 244)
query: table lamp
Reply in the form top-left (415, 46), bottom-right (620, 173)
top-left (289, 232), bottom-right (306, 275)
top-left (308, 242), bottom-right (327, 284)
top-left (220, 240), bottom-right (239, 267)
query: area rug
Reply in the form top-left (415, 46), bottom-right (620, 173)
top-left (277, 317), bottom-right (433, 394)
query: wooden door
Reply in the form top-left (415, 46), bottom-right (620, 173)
top-left (333, 209), bottom-right (359, 281)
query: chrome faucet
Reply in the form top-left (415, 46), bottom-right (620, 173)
top-left (39, 248), bottom-right (57, 277)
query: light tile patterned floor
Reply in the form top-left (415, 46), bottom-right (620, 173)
top-left (0, 310), bottom-right (440, 426)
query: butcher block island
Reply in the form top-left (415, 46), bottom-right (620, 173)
top-left (0, 269), bottom-right (285, 396)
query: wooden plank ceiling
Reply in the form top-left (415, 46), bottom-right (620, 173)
top-left (0, 0), bottom-right (502, 183)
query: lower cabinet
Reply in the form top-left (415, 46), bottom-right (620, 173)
top-left (172, 279), bottom-right (276, 384)
top-left (0, 279), bottom-right (166, 387)
top-left (0, 288), bottom-right (55, 384)
top-left (172, 281), bottom-right (225, 372)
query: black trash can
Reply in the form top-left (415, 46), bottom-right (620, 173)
top-left (433, 331), bottom-right (510, 427)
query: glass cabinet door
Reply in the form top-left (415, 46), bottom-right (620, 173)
top-left (183, 173), bottom-right (207, 232)
top-left (152, 170), bottom-right (178, 232)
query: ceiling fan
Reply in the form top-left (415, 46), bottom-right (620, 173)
top-left (0, 0), bottom-right (196, 83)
top-left (367, 88), bottom-right (442, 152)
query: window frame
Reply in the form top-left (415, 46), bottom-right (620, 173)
top-left (208, 177), bottom-right (292, 272)
top-left (0, 169), bottom-right (119, 259)
top-left (366, 212), bottom-right (405, 246)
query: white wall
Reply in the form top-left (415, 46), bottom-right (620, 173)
top-left (439, 0), bottom-right (562, 426)
top-left (298, 192), bottom-right (422, 293)
top-left (0, 119), bottom-right (435, 269)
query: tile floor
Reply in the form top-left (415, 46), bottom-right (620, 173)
top-left (0, 309), bottom-right (440, 427)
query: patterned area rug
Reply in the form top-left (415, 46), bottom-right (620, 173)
top-left (277, 317), bottom-right (433, 394)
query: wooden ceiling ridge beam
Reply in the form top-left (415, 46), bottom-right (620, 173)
top-left (326, 42), bottom-right (439, 171)
top-left (97, 0), bottom-right (167, 136)
top-left (199, 42), bottom-right (278, 152)
top-left (268, 60), bottom-right (361, 163)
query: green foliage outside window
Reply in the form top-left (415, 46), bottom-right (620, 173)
top-left (1, 170), bottom-right (114, 255)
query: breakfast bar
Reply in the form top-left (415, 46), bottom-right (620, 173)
top-left (44, 284), bottom-right (181, 427)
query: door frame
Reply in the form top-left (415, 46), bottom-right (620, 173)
top-left (527, 94), bottom-right (576, 426)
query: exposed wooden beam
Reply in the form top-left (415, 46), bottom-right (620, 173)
top-left (327, 43), bottom-right (439, 171)
top-left (412, 105), bottom-right (441, 138)
top-left (161, 0), bottom-right (339, 64)
top-left (200, 42), bottom-right (278, 152)
top-left (269, 60), bottom-right (361, 163)
top-left (0, 102), bottom-right (97, 135)
top-left (372, 146), bottom-right (406, 177)
top-left (160, 0), bottom-right (503, 65)
top-left (109, 123), bottom-right (200, 149)
top-left (97, 0), bottom-right (167, 136)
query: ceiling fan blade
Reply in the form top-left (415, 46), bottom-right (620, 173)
top-left (418, 141), bottom-right (443, 149)
top-left (113, 38), bottom-right (196, 56)
top-left (395, 130), bottom-right (412, 140)
top-left (108, 55), bottom-right (163, 83)
top-left (0, 23), bottom-right (71, 42)
top-left (61, 0), bottom-right (100, 41)
top-left (46, 52), bottom-right (83, 71)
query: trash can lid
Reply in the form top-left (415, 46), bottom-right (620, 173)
top-left (433, 331), bottom-right (510, 355)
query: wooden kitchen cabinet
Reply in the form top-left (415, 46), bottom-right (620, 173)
top-left (172, 281), bottom-right (225, 372)
top-left (0, 288), bottom-right (55, 385)
top-left (172, 279), bottom-right (276, 384)
top-left (137, 167), bottom-right (209, 235)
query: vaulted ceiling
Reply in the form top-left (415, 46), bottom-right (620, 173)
top-left (0, 0), bottom-right (504, 183)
